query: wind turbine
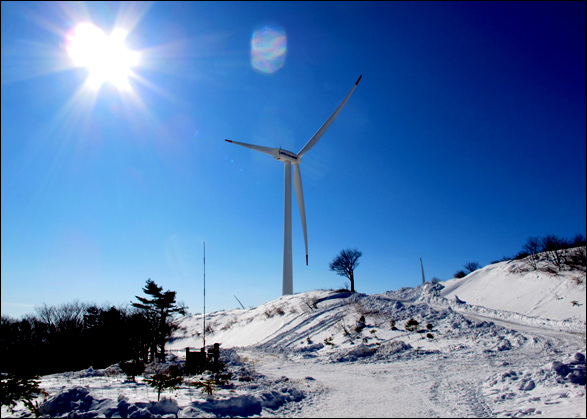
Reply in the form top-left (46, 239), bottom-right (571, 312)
top-left (226, 75), bottom-right (362, 295)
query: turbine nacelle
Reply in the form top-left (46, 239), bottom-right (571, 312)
top-left (275, 149), bottom-right (300, 164)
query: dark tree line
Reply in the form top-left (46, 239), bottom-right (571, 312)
top-left (516, 233), bottom-right (586, 272)
top-left (452, 233), bottom-right (586, 279)
top-left (1, 303), bottom-right (150, 377)
top-left (1, 279), bottom-right (186, 378)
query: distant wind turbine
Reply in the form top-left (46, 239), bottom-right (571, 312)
top-left (226, 75), bottom-right (362, 295)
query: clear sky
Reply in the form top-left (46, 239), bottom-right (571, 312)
top-left (2, 1), bottom-right (585, 319)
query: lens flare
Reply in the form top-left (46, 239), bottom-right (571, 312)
top-left (251, 26), bottom-right (286, 74)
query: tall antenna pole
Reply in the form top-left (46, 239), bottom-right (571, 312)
top-left (420, 257), bottom-right (426, 285)
top-left (203, 241), bottom-right (206, 348)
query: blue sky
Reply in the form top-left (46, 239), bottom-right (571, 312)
top-left (2, 1), bottom-right (585, 318)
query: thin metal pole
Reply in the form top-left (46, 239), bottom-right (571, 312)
top-left (203, 241), bottom-right (206, 348)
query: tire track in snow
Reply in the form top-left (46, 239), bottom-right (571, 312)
top-left (257, 303), bottom-right (348, 350)
top-left (418, 351), bottom-right (495, 418)
top-left (240, 349), bottom-right (495, 418)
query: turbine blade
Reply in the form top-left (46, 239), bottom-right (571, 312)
top-left (297, 75), bottom-right (362, 158)
top-left (293, 164), bottom-right (308, 265)
top-left (225, 139), bottom-right (277, 157)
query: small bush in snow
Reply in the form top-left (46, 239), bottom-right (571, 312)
top-left (355, 315), bottom-right (366, 333)
top-left (339, 318), bottom-right (352, 336)
top-left (221, 318), bottom-right (237, 330)
top-left (264, 306), bottom-right (285, 317)
top-left (405, 318), bottom-right (419, 332)
top-left (302, 296), bottom-right (319, 311)
top-left (143, 372), bottom-right (183, 401)
top-left (454, 270), bottom-right (467, 279)
top-left (119, 360), bottom-right (145, 382)
top-left (190, 377), bottom-right (218, 396)
top-left (464, 262), bottom-right (481, 273)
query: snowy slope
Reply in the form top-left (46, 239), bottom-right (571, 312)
top-left (440, 257), bottom-right (586, 322)
top-left (3, 257), bottom-right (585, 418)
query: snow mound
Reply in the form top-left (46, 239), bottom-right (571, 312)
top-left (35, 375), bottom-right (304, 418)
top-left (482, 350), bottom-right (586, 417)
top-left (39, 387), bottom-right (116, 418)
top-left (189, 379), bottom-right (303, 417)
top-left (38, 387), bottom-right (184, 418)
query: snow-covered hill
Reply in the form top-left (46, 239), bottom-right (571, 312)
top-left (440, 257), bottom-right (586, 322)
top-left (3, 255), bottom-right (585, 418)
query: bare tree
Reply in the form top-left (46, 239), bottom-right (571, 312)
top-left (329, 248), bottom-right (362, 292)
top-left (571, 233), bottom-right (586, 247)
top-left (463, 261), bottom-right (481, 273)
top-left (522, 236), bottom-right (542, 270)
top-left (542, 234), bottom-right (567, 271)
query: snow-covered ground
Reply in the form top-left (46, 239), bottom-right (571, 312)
top-left (440, 257), bottom-right (586, 323)
top-left (3, 255), bottom-right (586, 418)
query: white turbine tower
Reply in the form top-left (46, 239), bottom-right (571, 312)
top-left (226, 75), bottom-right (362, 295)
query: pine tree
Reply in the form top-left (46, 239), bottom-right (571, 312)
top-left (0, 373), bottom-right (47, 418)
top-left (144, 372), bottom-right (183, 401)
top-left (132, 279), bottom-right (187, 362)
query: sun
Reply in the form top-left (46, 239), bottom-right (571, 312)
top-left (66, 22), bottom-right (140, 91)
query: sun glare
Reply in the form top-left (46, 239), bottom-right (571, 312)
top-left (66, 22), bottom-right (139, 91)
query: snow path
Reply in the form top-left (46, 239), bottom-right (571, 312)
top-left (239, 348), bottom-right (510, 418)
top-left (459, 311), bottom-right (585, 345)
top-left (238, 349), bottom-right (444, 417)
top-left (238, 312), bottom-right (585, 419)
